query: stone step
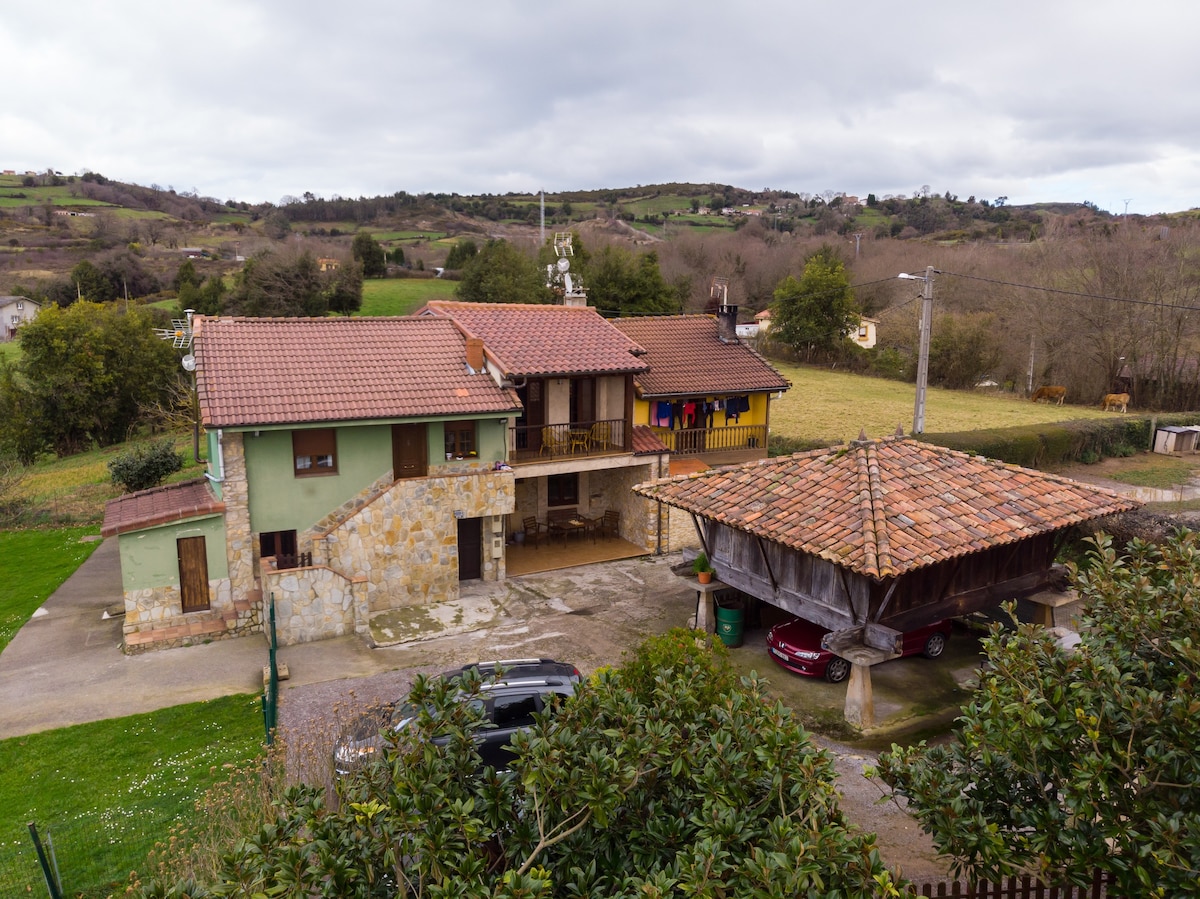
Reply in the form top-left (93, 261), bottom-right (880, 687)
top-left (125, 616), bottom-right (229, 648)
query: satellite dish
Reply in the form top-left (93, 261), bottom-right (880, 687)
top-left (181, 354), bottom-right (196, 372)
top-left (556, 256), bottom-right (571, 273)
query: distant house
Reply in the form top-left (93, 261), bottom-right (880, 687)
top-left (752, 309), bottom-right (878, 348)
top-left (851, 316), bottom-right (879, 349)
top-left (0, 295), bottom-right (39, 342)
top-left (318, 258), bottom-right (340, 272)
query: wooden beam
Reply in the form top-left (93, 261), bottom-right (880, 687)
top-left (714, 565), bottom-right (854, 632)
top-left (884, 567), bottom-right (1067, 631)
top-left (754, 536), bottom-right (778, 591)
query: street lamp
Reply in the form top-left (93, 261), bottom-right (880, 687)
top-left (897, 266), bottom-right (937, 435)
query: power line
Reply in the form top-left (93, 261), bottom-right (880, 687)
top-left (937, 270), bottom-right (1200, 313)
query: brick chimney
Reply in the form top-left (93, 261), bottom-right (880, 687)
top-left (465, 337), bottom-right (485, 373)
top-left (716, 304), bottom-right (739, 343)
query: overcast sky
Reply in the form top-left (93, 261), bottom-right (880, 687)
top-left (4, 1), bottom-right (1198, 214)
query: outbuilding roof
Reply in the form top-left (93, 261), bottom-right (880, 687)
top-left (420, 301), bottom-right (648, 378)
top-left (633, 435), bottom-right (1139, 580)
top-left (612, 315), bottom-right (790, 398)
top-left (193, 316), bottom-right (522, 428)
top-left (102, 478), bottom-right (224, 537)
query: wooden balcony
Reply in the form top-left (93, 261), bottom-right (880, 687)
top-left (651, 423), bottom-right (767, 456)
top-left (509, 418), bottom-right (627, 463)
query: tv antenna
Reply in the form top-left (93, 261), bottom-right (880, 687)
top-left (155, 309), bottom-right (194, 348)
top-left (709, 276), bottom-right (729, 304)
top-left (547, 232), bottom-right (586, 302)
top-left (155, 309), bottom-right (196, 370)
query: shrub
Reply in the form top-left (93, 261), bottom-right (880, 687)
top-left (108, 439), bottom-right (184, 492)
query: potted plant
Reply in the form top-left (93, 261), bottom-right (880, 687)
top-left (693, 552), bottom-right (714, 584)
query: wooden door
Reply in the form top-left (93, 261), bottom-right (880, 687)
top-left (457, 517), bottom-right (482, 581)
top-left (517, 381), bottom-right (545, 452)
top-left (392, 423), bottom-right (427, 480)
top-left (177, 536), bottom-right (211, 613)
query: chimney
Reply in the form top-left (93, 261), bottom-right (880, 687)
top-left (716, 304), bottom-right (738, 343)
top-left (465, 337), bottom-right (485, 373)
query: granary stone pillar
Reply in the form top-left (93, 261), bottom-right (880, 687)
top-left (844, 663), bottom-right (875, 729)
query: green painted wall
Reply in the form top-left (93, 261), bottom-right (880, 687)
top-left (117, 515), bottom-right (228, 591)
top-left (242, 419), bottom-right (509, 535)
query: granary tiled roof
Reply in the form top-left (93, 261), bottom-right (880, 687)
top-left (612, 315), bottom-right (790, 398)
top-left (633, 436), bottom-right (1139, 580)
top-left (102, 478), bottom-right (223, 537)
top-left (421, 301), bottom-right (648, 378)
top-left (194, 316), bottom-right (522, 428)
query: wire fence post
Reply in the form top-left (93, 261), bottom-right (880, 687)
top-left (26, 822), bottom-right (62, 899)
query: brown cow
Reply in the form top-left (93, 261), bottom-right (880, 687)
top-left (1101, 393), bottom-right (1129, 413)
top-left (1031, 385), bottom-right (1067, 405)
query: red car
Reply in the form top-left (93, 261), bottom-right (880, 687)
top-left (766, 617), bottom-right (951, 683)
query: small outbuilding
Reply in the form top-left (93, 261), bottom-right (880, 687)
top-left (634, 433), bottom-right (1140, 725)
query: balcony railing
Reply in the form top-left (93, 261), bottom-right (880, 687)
top-left (651, 424), bottom-right (767, 455)
top-left (510, 418), bottom-right (627, 462)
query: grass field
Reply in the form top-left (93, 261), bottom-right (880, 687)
top-left (0, 527), bottom-right (99, 653)
top-left (0, 695), bottom-right (263, 897)
top-left (766, 361), bottom-right (1112, 444)
top-left (10, 433), bottom-right (204, 527)
top-left (360, 276), bottom-right (457, 315)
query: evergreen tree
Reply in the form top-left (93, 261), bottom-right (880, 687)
top-left (455, 239), bottom-right (553, 304)
top-left (770, 246), bottom-right (859, 362)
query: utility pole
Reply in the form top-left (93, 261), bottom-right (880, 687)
top-left (898, 266), bottom-right (936, 434)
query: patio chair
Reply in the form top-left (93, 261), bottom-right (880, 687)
top-left (588, 420), bottom-right (612, 451)
top-left (597, 509), bottom-right (620, 539)
top-left (540, 426), bottom-right (569, 456)
top-left (522, 516), bottom-right (547, 549)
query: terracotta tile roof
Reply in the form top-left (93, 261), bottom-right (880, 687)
top-left (612, 315), bottom-right (790, 398)
top-left (420, 301), bottom-right (648, 378)
top-left (633, 436), bottom-right (1140, 580)
top-left (194, 316), bottom-right (523, 428)
top-left (631, 425), bottom-right (671, 455)
top-left (669, 457), bottom-right (710, 477)
top-left (102, 478), bottom-right (224, 537)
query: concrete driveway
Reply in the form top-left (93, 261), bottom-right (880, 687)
top-left (0, 539), bottom-right (698, 740)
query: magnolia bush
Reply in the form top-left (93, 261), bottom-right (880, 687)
top-left (879, 532), bottom-right (1200, 896)
top-left (140, 629), bottom-right (903, 898)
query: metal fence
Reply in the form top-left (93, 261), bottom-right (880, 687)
top-left (262, 593), bottom-right (279, 745)
top-left (0, 815), bottom-right (172, 898)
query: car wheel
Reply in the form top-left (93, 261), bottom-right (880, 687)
top-left (923, 632), bottom-right (947, 659)
top-left (825, 658), bottom-right (851, 683)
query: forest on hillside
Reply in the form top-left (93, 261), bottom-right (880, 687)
top-left (2, 171), bottom-right (1199, 413)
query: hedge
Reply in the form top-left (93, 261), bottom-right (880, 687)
top-left (923, 413), bottom-right (1200, 469)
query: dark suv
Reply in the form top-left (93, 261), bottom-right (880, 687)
top-left (333, 658), bottom-right (582, 775)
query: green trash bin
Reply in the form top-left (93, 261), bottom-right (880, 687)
top-left (715, 599), bottom-right (744, 648)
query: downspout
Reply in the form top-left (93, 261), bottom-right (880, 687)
top-left (205, 429), bottom-right (226, 484)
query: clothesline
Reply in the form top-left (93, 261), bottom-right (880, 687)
top-left (652, 395), bottom-right (751, 429)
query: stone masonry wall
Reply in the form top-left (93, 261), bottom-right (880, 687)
top-left (122, 576), bottom-right (260, 653)
top-left (315, 466), bottom-right (514, 618)
top-left (220, 432), bottom-right (259, 606)
top-left (262, 563), bottom-right (365, 645)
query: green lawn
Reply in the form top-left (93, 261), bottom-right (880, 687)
top-left (0, 527), bottom-right (100, 654)
top-left (0, 696), bottom-right (264, 897)
top-left (360, 277), bottom-right (457, 316)
top-left (766, 361), bottom-right (1113, 444)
